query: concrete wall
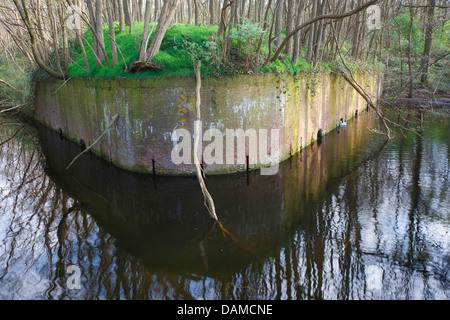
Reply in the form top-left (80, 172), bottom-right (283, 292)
top-left (34, 72), bottom-right (382, 175)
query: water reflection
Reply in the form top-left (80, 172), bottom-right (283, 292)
top-left (0, 110), bottom-right (448, 300)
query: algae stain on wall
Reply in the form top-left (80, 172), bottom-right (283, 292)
top-left (35, 71), bottom-right (382, 175)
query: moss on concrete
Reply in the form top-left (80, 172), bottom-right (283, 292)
top-left (35, 71), bottom-right (381, 175)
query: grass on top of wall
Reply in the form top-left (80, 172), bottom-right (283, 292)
top-left (68, 22), bottom-right (322, 79)
top-left (68, 23), bottom-right (220, 79)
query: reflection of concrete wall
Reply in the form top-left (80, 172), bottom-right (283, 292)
top-left (35, 72), bottom-right (381, 175)
top-left (37, 111), bottom-right (377, 276)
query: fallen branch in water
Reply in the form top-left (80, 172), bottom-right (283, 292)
top-left (65, 113), bottom-right (119, 170)
top-left (193, 60), bottom-right (219, 222)
top-left (192, 61), bottom-right (250, 248)
top-left (191, 62), bottom-right (262, 267)
top-left (340, 72), bottom-right (392, 139)
top-left (330, 24), bottom-right (392, 139)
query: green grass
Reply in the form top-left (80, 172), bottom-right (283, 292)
top-left (68, 22), bottom-right (321, 79)
top-left (68, 23), bottom-right (220, 79)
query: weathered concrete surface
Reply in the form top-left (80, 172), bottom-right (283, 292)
top-left (34, 72), bottom-right (382, 175)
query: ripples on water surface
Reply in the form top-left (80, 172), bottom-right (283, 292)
top-left (0, 110), bottom-right (448, 300)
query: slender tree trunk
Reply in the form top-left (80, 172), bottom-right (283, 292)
top-left (145, 0), bottom-right (181, 62)
top-left (187, 0), bottom-right (193, 24)
top-left (408, 2), bottom-right (414, 98)
top-left (217, 0), bottom-right (230, 37)
top-left (274, 0), bottom-right (284, 49)
top-left (11, 0), bottom-right (66, 79)
top-left (86, 0), bottom-right (99, 57)
top-left (312, 1), bottom-right (325, 66)
top-left (266, 0), bottom-right (380, 64)
top-left (209, 0), bottom-right (215, 25)
top-left (139, 0), bottom-right (153, 61)
top-left (138, 0), bottom-right (144, 20)
top-left (117, 0), bottom-right (125, 32)
top-left (292, 0), bottom-right (305, 65)
top-left (107, 1), bottom-right (119, 66)
top-left (68, 0), bottom-right (89, 70)
top-left (255, 0), bottom-right (272, 57)
top-left (194, 0), bottom-right (200, 25)
top-left (59, 2), bottom-right (70, 70)
top-left (307, 0), bottom-right (318, 62)
top-left (47, 0), bottom-right (62, 72)
top-left (95, 0), bottom-right (106, 62)
top-left (285, 0), bottom-right (295, 56)
top-left (123, 0), bottom-right (133, 33)
top-left (351, 1), bottom-right (362, 59)
top-left (421, 0), bottom-right (435, 86)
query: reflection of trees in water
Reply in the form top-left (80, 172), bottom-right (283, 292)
top-left (350, 131), bottom-right (449, 299)
top-left (0, 116), bottom-right (448, 299)
top-left (222, 126), bottom-right (448, 300)
top-left (0, 126), bottom-right (194, 299)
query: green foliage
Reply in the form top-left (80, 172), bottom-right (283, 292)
top-left (176, 31), bottom-right (223, 75)
top-left (431, 20), bottom-right (450, 55)
top-left (380, 9), bottom-right (450, 94)
top-left (68, 23), bottom-right (220, 79)
top-left (390, 13), bottom-right (424, 56)
top-left (262, 56), bottom-right (313, 75)
top-left (68, 18), bottom-right (390, 80)
top-left (229, 18), bottom-right (267, 58)
top-left (0, 51), bottom-right (33, 108)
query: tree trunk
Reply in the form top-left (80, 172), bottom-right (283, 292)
top-left (145, 0), bottom-right (181, 62)
top-left (11, 0), bottom-right (66, 79)
top-left (86, 0), bottom-right (98, 57)
top-left (274, 0), bottom-right (284, 49)
top-left (266, 0), bottom-right (380, 65)
top-left (292, 0), bottom-right (305, 65)
top-left (421, 0), bottom-right (435, 86)
top-left (117, 0), bottom-right (125, 32)
top-left (95, 0), bottom-right (106, 62)
top-left (194, 0), bottom-right (200, 25)
top-left (123, 0), bottom-right (133, 33)
top-left (351, 1), bottom-right (362, 59)
top-left (46, 0), bottom-right (62, 72)
top-left (285, 0), bottom-right (295, 56)
top-left (139, 0), bottom-right (153, 61)
top-left (209, 0), bottom-right (215, 25)
top-left (312, 1), bottom-right (325, 66)
top-left (407, 2), bottom-right (414, 98)
top-left (155, 0), bottom-right (160, 20)
top-left (217, 0), bottom-right (230, 37)
top-left (59, 2), bottom-right (70, 70)
top-left (187, 0), bottom-right (193, 24)
top-left (107, 3), bottom-right (119, 67)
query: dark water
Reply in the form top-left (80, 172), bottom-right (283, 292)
top-left (0, 109), bottom-right (448, 300)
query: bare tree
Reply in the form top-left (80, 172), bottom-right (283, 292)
top-left (265, 0), bottom-right (380, 65)
top-left (11, 0), bottom-right (67, 79)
